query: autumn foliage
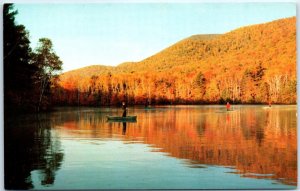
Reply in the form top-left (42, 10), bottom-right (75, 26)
top-left (53, 17), bottom-right (296, 106)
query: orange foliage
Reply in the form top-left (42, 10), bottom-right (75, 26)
top-left (52, 17), bottom-right (296, 105)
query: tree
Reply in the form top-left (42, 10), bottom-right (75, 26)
top-left (4, 4), bottom-right (38, 113)
top-left (193, 71), bottom-right (206, 101)
top-left (32, 38), bottom-right (63, 111)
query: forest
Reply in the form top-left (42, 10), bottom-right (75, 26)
top-left (4, 3), bottom-right (296, 112)
top-left (54, 17), bottom-right (296, 106)
top-left (4, 4), bottom-right (62, 113)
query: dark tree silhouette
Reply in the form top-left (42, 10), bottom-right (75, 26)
top-left (4, 4), bottom-right (38, 113)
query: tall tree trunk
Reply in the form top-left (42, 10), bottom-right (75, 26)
top-left (38, 76), bottom-right (47, 112)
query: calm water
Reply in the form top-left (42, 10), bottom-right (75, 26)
top-left (5, 105), bottom-right (297, 189)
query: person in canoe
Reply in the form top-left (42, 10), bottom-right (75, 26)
top-left (226, 102), bottom-right (231, 111)
top-left (122, 101), bottom-right (128, 117)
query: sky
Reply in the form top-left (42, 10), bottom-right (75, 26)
top-left (14, 3), bottom-right (296, 72)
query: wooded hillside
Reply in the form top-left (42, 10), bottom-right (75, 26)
top-left (54, 17), bottom-right (296, 106)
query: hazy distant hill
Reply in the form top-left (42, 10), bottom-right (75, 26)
top-left (55, 17), bottom-right (296, 105)
top-left (61, 34), bottom-right (219, 76)
top-left (60, 65), bottom-right (114, 81)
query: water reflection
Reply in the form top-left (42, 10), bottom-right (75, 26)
top-left (5, 106), bottom-right (297, 189)
top-left (122, 122), bottom-right (127, 135)
top-left (5, 114), bottom-right (64, 189)
top-left (51, 106), bottom-right (296, 186)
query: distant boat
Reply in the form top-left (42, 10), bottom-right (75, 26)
top-left (262, 106), bottom-right (272, 109)
top-left (106, 115), bottom-right (137, 121)
top-left (215, 109), bottom-right (236, 113)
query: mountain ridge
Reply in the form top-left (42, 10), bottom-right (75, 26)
top-left (56, 16), bottom-right (296, 105)
top-left (62, 34), bottom-right (220, 75)
top-left (62, 16), bottom-right (294, 75)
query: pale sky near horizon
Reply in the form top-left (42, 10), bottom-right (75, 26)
top-left (14, 3), bottom-right (296, 72)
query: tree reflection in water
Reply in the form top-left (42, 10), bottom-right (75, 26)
top-left (4, 106), bottom-right (297, 189)
top-left (53, 106), bottom-right (296, 186)
top-left (5, 114), bottom-right (64, 189)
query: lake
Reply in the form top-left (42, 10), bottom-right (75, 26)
top-left (4, 105), bottom-right (297, 189)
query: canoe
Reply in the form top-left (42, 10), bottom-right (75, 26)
top-left (107, 115), bottom-right (137, 121)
